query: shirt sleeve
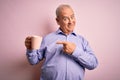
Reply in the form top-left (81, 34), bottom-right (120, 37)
top-left (72, 38), bottom-right (98, 70)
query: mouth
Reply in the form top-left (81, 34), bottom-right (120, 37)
top-left (68, 24), bottom-right (74, 27)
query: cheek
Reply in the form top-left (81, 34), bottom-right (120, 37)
top-left (73, 20), bottom-right (76, 24)
top-left (62, 22), bottom-right (68, 26)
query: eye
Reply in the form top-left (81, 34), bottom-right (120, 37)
top-left (63, 17), bottom-right (69, 21)
top-left (71, 15), bottom-right (75, 19)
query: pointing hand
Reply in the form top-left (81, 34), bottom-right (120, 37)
top-left (56, 41), bottom-right (76, 55)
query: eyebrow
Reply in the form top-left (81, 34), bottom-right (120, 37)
top-left (62, 14), bottom-right (75, 18)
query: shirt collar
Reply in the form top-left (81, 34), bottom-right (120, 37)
top-left (56, 28), bottom-right (77, 36)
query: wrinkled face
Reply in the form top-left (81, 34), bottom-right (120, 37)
top-left (56, 7), bottom-right (76, 35)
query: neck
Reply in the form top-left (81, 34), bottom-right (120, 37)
top-left (59, 28), bottom-right (72, 35)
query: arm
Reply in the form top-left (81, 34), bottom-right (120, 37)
top-left (26, 49), bottom-right (44, 65)
top-left (25, 37), bottom-right (46, 65)
top-left (72, 38), bottom-right (98, 70)
top-left (57, 37), bottom-right (98, 70)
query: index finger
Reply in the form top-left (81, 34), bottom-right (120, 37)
top-left (56, 41), bottom-right (67, 45)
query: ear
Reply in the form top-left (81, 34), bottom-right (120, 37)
top-left (56, 18), bottom-right (60, 25)
top-left (56, 18), bottom-right (59, 22)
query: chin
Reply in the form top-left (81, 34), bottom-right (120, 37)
top-left (68, 29), bottom-right (74, 32)
top-left (69, 27), bottom-right (74, 31)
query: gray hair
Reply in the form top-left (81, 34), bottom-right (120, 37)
top-left (56, 4), bottom-right (73, 17)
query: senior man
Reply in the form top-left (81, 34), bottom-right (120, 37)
top-left (25, 4), bottom-right (98, 80)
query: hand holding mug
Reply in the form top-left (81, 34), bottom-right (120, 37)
top-left (25, 35), bottom-right (42, 50)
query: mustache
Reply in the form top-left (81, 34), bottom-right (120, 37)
top-left (68, 23), bottom-right (75, 26)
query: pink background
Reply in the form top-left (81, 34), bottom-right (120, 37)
top-left (0, 0), bottom-right (120, 80)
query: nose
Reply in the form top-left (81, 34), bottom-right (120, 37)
top-left (68, 18), bottom-right (72, 23)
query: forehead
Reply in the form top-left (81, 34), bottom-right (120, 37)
top-left (59, 7), bottom-right (74, 17)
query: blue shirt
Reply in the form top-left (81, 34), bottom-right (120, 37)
top-left (26, 29), bottom-right (98, 80)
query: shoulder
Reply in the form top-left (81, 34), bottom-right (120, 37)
top-left (76, 33), bottom-right (88, 43)
top-left (76, 33), bottom-right (85, 40)
top-left (44, 31), bottom-right (56, 39)
top-left (42, 31), bottom-right (57, 43)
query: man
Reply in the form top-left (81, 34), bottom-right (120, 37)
top-left (25, 4), bottom-right (98, 80)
